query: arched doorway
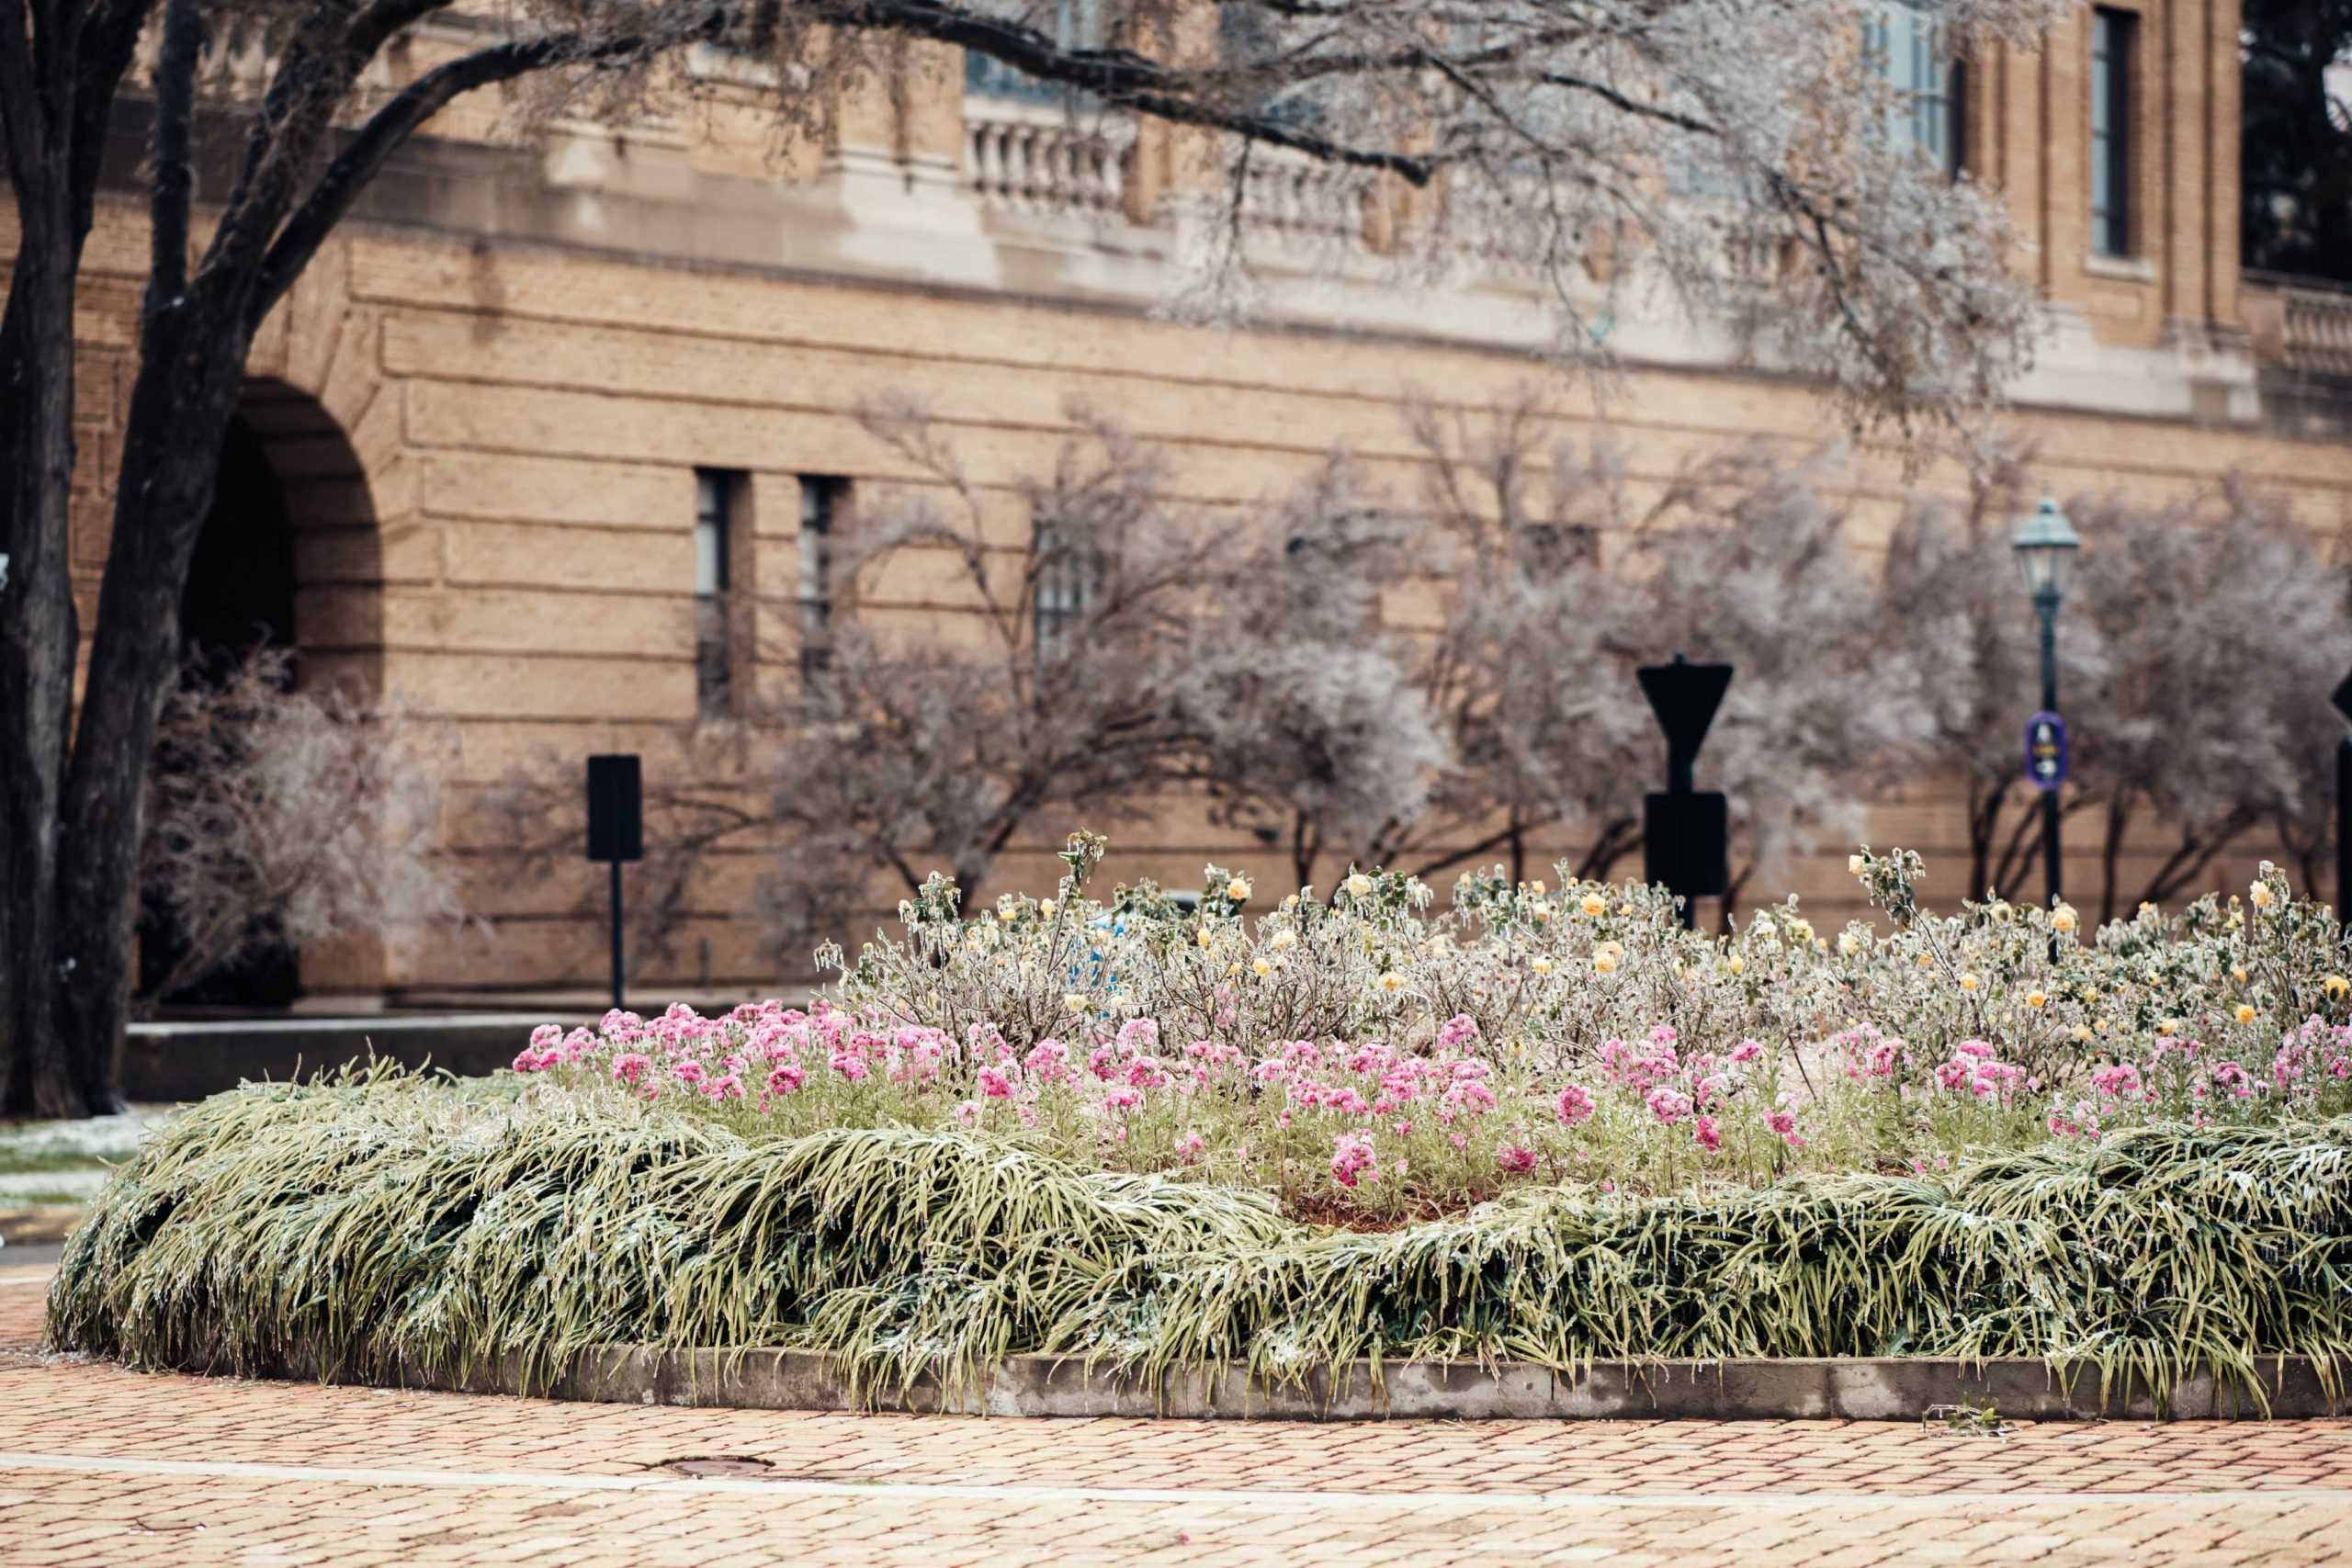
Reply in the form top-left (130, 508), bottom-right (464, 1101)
top-left (138, 378), bottom-right (383, 1010)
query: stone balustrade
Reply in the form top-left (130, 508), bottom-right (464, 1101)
top-left (964, 102), bottom-right (1135, 218)
top-left (2245, 271), bottom-right (2352, 377)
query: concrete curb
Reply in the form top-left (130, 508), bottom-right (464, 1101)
top-left (261, 1346), bottom-right (2349, 1422)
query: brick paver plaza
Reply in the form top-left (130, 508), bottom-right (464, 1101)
top-left (3, 1265), bottom-right (2348, 1565)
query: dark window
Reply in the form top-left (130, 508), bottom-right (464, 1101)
top-left (1033, 519), bottom-right (1102, 659)
top-left (965, 1), bottom-right (1102, 105)
top-left (2090, 8), bottom-right (2134, 256)
top-left (694, 468), bottom-right (739, 717)
top-left (798, 476), bottom-right (846, 685)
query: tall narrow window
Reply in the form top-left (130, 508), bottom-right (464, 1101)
top-left (1033, 519), bottom-right (1101, 660)
top-left (798, 476), bottom-right (845, 684)
top-left (1863, 1), bottom-right (1963, 174)
top-left (693, 468), bottom-right (739, 717)
top-left (2090, 8), bottom-right (2134, 256)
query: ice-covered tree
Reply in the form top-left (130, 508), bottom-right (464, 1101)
top-left (6, 0), bottom-right (2064, 1109)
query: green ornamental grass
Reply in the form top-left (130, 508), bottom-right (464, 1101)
top-left (48, 1066), bottom-right (2352, 1414)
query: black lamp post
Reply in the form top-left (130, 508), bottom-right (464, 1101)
top-left (2011, 498), bottom-right (2081, 909)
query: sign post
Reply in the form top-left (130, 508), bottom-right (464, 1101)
top-left (585, 754), bottom-right (643, 1011)
top-left (1636, 654), bottom-right (1733, 929)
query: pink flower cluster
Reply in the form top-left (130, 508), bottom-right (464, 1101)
top-left (1931, 1041), bottom-right (2030, 1106)
top-left (511, 1000), bottom-right (961, 1111)
top-left (1586, 1026), bottom-right (1778, 1151)
top-left (2052, 1016), bottom-right (2352, 1138)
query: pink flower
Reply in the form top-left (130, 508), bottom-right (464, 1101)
top-left (1645, 1085), bottom-right (1692, 1124)
top-left (954, 1100), bottom-right (980, 1127)
top-left (1728, 1039), bottom-right (1764, 1066)
top-left (1436, 1014), bottom-right (1480, 1051)
top-left (763, 1060), bottom-right (805, 1096)
top-left (610, 1052), bottom-right (651, 1086)
top-left (1023, 1039), bottom-right (1071, 1085)
top-left (1555, 1085), bottom-right (1596, 1125)
top-left (977, 1066), bottom-right (1014, 1100)
top-left (1175, 1130), bottom-right (1207, 1165)
top-left (1497, 1144), bottom-right (1538, 1174)
top-left (1691, 1114), bottom-right (1722, 1152)
top-left (1329, 1133), bottom-right (1377, 1189)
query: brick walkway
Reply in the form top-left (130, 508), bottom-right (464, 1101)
top-left (3, 1265), bottom-right (2348, 1565)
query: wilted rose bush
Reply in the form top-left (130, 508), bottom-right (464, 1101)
top-left (514, 834), bottom-right (2352, 1219)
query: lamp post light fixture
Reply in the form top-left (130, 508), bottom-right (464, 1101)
top-left (2012, 497), bottom-right (2082, 910)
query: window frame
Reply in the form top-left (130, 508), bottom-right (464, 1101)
top-left (797, 475), bottom-right (846, 687)
top-left (1031, 517), bottom-right (1102, 660)
top-left (2089, 6), bottom-right (2135, 258)
top-left (692, 468), bottom-right (740, 719)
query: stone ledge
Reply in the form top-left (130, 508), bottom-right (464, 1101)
top-left (260, 1347), bottom-right (2349, 1422)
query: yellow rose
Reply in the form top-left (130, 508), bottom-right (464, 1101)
top-left (1849, 854), bottom-right (1867, 876)
top-left (1197, 925), bottom-right (1215, 948)
top-left (2235, 1003), bottom-right (2258, 1024)
top-left (2080, 987), bottom-right (2098, 1003)
top-left (1594, 953), bottom-right (1620, 976)
top-left (1959, 973), bottom-right (1980, 992)
top-left (2051, 906), bottom-right (2078, 935)
top-left (1252, 957), bottom-right (1272, 977)
top-left (2157, 1018), bottom-right (2177, 1036)
top-left (2026, 990), bottom-right (2048, 1009)
top-left (1064, 993), bottom-right (1089, 1011)
top-left (1039, 898), bottom-right (1057, 918)
top-left (1227, 876), bottom-right (1253, 901)
top-left (1532, 957), bottom-right (1555, 975)
top-left (1347, 874), bottom-right (1374, 897)
top-left (2072, 1025), bottom-right (2094, 1042)
top-left (2233, 965), bottom-right (2249, 985)
top-left (1271, 928), bottom-right (1297, 951)
top-left (1838, 933), bottom-right (1860, 956)
top-left (1378, 970), bottom-right (1408, 994)
top-left (1726, 956), bottom-right (1746, 976)
top-left (1579, 893), bottom-right (1607, 918)
top-left (1529, 880), bottom-right (1547, 896)
top-left (996, 907), bottom-right (1015, 922)
top-left (1532, 902), bottom-right (1555, 923)
top-left (1915, 953), bottom-right (1934, 969)
top-left (2249, 883), bottom-right (2276, 910)
top-left (2325, 975), bottom-right (2350, 1000)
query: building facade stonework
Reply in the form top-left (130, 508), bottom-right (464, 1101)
top-left (11, 1), bottom-right (2352, 1004)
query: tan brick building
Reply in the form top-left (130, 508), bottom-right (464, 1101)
top-left (13, 1), bottom-right (2352, 1006)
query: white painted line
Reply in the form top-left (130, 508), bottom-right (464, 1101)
top-left (0, 1273), bottom-right (54, 1289)
top-left (0, 1451), bottom-right (2346, 1514)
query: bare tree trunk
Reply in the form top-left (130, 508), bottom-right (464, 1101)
top-left (0, 212), bottom-right (84, 1115)
top-left (53, 286), bottom-right (257, 1110)
top-left (2098, 795), bottom-right (2130, 931)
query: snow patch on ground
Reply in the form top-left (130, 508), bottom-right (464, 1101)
top-left (0, 1168), bottom-right (109, 1200)
top-left (0, 1107), bottom-right (173, 1166)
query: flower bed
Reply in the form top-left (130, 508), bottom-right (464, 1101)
top-left (47, 1072), bottom-right (2352, 1413)
top-left (504, 838), bottom-right (2352, 1218)
top-left (47, 836), bottom-right (2352, 1410)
